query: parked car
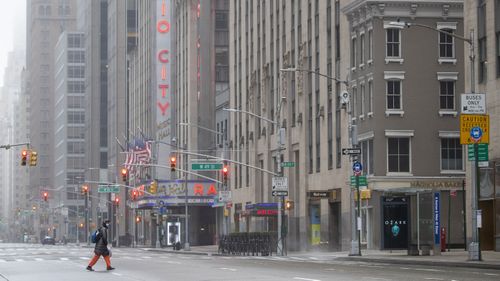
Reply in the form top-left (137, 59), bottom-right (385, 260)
top-left (41, 236), bottom-right (55, 245)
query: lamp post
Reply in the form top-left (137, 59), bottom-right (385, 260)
top-left (179, 123), bottom-right (229, 236)
top-left (224, 98), bottom-right (286, 255)
top-left (388, 21), bottom-right (478, 261)
top-left (280, 68), bottom-right (360, 256)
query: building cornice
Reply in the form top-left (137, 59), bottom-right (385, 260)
top-left (343, 0), bottom-right (463, 24)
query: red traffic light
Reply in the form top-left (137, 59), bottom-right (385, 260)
top-left (222, 165), bottom-right (229, 185)
top-left (170, 155), bottom-right (177, 171)
top-left (21, 150), bottom-right (28, 166)
top-left (42, 192), bottom-right (48, 201)
top-left (114, 197), bottom-right (120, 205)
top-left (131, 189), bottom-right (138, 200)
top-left (81, 185), bottom-right (89, 194)
top-left (121, 168), bottom-right (128, 182)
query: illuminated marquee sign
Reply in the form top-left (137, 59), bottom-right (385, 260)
top-left (156, 0), bottom-right (172, 180)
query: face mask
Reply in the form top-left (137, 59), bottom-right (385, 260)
top-left (105, 223), bottom-right (110, 228)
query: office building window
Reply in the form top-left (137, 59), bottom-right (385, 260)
top-left (495, 0), bottom-right (500, 76)
top-left (360, 33), bottom-right (365, 65)
top-left (351, 37), bottom-right (357, 68)
top-left (439, 29), bottom-right (454, 58)
top-left (361, 139), bottom-right (374, 175)
top-left (478, 0), bottom-right (487, 83)
top-left (387, 137), bottom-right (410, 173)
top-left (368, 80), bottom-right (373, 114)
top-left (386, 80), bottom-right (401, 110)
top-left (386, 29), bottom-right (400, 58)
top-left (368, 29), bottom-right (373, 61)
top-left (441, 138), bottom-right (463, 171)
top-left (439, 81), bottom-right (455, 110)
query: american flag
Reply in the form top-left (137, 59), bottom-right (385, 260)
top-left (123, 140), bottom-right (153, 176)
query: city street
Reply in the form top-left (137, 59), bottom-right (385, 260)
top-left (0, 244), bottom-right (499, 281)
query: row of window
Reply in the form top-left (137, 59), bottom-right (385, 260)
top-left (359, 137), bottom-right (463, 175)
top-left (384, 23), bottom-right (456, 62)
top-left (351, 72), bottom-right (458, 118)
top-left (351, 22), bottom-right (457, 69)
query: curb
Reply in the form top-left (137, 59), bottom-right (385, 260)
top-left (336, 256), bottom-right (500, 270)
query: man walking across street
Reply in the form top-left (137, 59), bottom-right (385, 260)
top-left (87, 220), bottom-right (115, 271)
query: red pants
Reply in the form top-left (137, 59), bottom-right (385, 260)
top-left (88, 254), bottom-right (111, 268)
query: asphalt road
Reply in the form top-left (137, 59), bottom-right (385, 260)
top-left (0, 243), bottom-right (499, 281)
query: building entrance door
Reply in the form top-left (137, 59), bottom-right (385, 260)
top-left (479, 200), bottom-right (494, 250)
top-left (329, 202), bottom-right (341, 250)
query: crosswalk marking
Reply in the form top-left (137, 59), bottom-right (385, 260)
top-left (15, 259), bottom-right (25, 262)
top-left (0, 259), bottom-right (5, 262)
top-left (35, 258), bottom-right (44, 261)
top-left (60, 257), bottom-right (69, 261)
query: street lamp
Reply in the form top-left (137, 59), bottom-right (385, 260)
top-left (223, 100), bottom-right (287, 255)
top-left (388, 20), bottom-right (479, 261)
top-left (279, 67), bottom-right (361, 256)
top-left (179, 122), bottom-right (230, 236)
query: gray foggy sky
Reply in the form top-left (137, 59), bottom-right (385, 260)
top-left (0, 0), bottom-right (26, 86)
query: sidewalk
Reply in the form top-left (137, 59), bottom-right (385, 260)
top-left (144, 245), bottom-right (500, 270)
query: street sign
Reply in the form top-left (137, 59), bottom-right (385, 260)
top-left (352, 161), bottom-right (363, 176)
top-left (461, 93), bottom-right (486, 114)
top-left (98, 185), bottom-right (120, 193)
top-left (470, 126), bottom-right (483, 142)
top-left (350, 176), bottom-right (367, 186)
top-left (191, 163), bottom-right (223, 171)
top-left (468, 144), bottom-right (488, 161)
top-left (272, 177), bottom-right (288, 192)
top-left (281, 161), bottom-right (295, 168)
top-left (218, 191), bottom-right (231, 202)
top-left (342, 148), bottom-right (361, 155)
top-left (272, 190), bottom-right (289, 197)
top-left (308, 191), bottom-right (330, 198)
top-left (460, 114), bottom-right (489, 144)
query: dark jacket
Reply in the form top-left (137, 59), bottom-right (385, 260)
top-left (94, 226), bottom-right (109, 256)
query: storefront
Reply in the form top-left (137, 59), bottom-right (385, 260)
top-left (365, 178), bottom-right (465, 252)
top-left (134, 179), bottom-right (218, 247)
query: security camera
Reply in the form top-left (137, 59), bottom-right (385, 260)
top-left (340, 91), bottom-right (350, 105)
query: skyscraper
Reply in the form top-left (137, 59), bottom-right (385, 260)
top-left (26, 0), bottom-right (77, 240)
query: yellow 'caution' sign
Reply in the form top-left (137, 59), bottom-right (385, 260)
top-left (460, 114), bottom-right (489, 145)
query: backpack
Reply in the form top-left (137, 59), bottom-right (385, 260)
top-left (91, 229), bottom-right (100, 243)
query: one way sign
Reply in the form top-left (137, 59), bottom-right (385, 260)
top-left (342, 148), bottom-right (361, 155)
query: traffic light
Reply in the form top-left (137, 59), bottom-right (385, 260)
top-left (150, 180), bottom-right (158, 194)
top-left (135, 216), bottom-right (142, 223)
top-left (81, 185), bottom-right (89, 195)
top-left (121, 168), bottom-right (128, 182)
top-left (170, 154), bottom-right (177, 172)
top-left (114, 197), bottom-right (120, 206)
top-left (131, 189), bottom-right (138, 200)
top-left (285, 200), bottom-right (294, 210)
top-left (222, 165), bottom-right (229, 185)
top-left (29, 151), bottom-right (38, 166)
top-left (42, 192), bottom-right (48, 202)
top-left (21, 150), bottom-right (27, 166)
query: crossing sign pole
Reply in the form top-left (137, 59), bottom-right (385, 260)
top-left (351, 161), bottom-right (362, 256)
